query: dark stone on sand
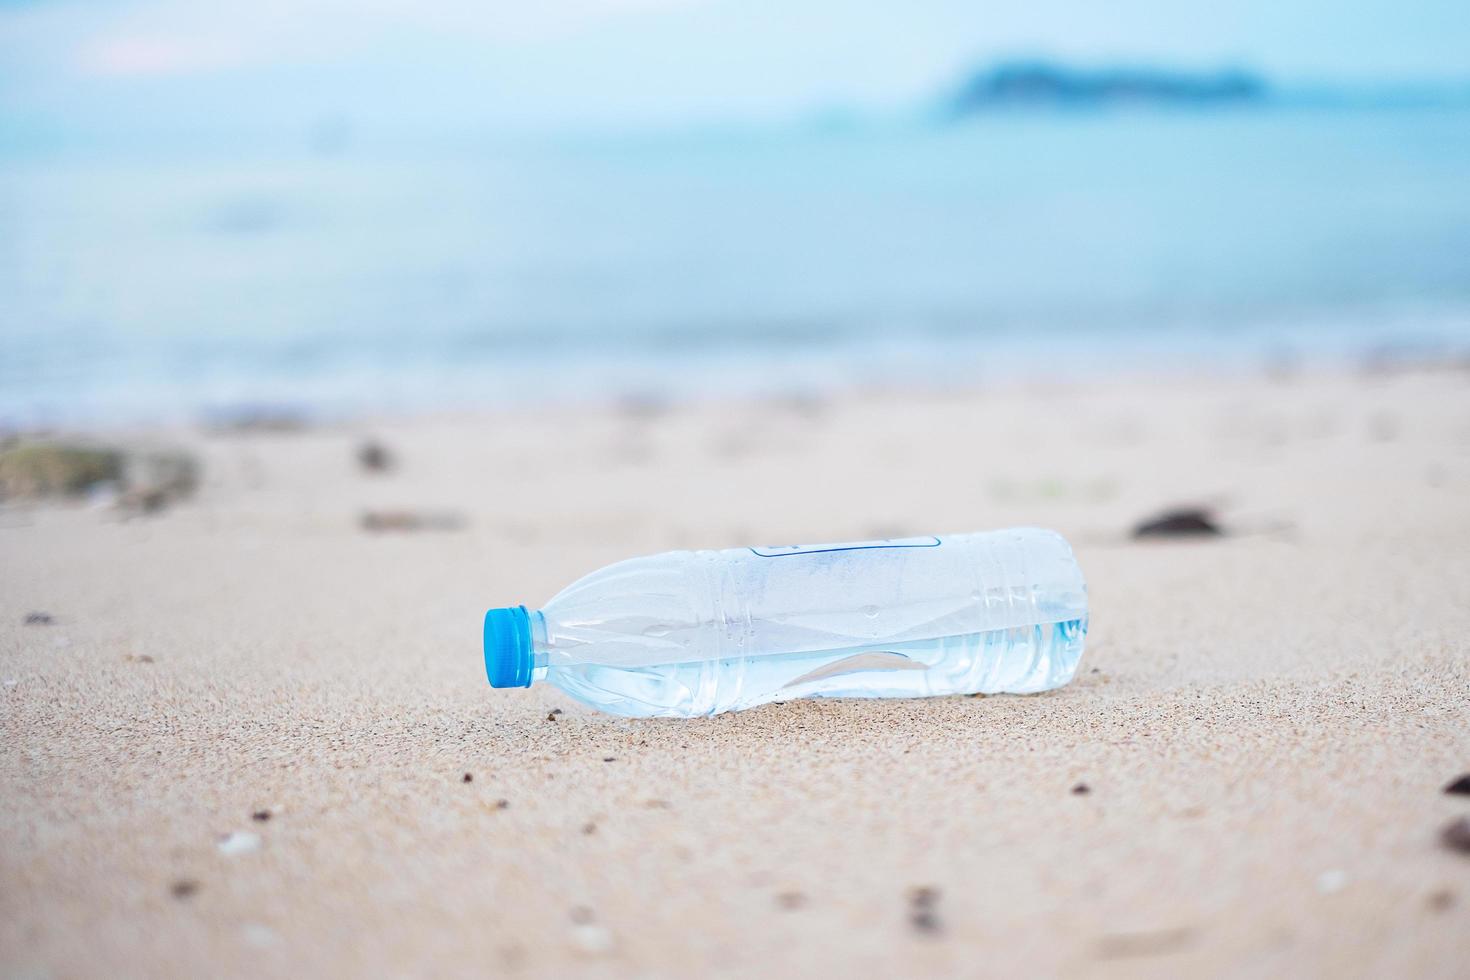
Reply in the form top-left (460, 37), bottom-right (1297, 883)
top-left (357, 440), bottom-right (393, 473)
top-left (171, 879), bottom-right (201, 899)
top-left (909, 886), bottom-right (939, 907)
top-left (602, 757), bottom-right (616, 763)
top-left (910, 910), bottom-right (942, 934)
top-left (24, 612), bottom-right (54, 626)
top-left (360, 510), bottom-right (465, 532)
top-left (251, 809), bottom-right (272, 822)
top-left (1072, 783), bottom-right (1091, 795)
top-left (462, 772), bottom-right (473, 783)
top-left (547, 708), bottom-right (563, 721)
top-left (1442, 816), bottom-right (1470, 854)
top-left (1132, 507), bottom-right (1224, 539)
top-left (362, 510), bottom-right (416, 531)
top-left (1442, 774), bottom-right (1470, 796)
top-left (907, 886), bottom-right (943, 933)
top-left (495, 799), bottom-right (510, 810)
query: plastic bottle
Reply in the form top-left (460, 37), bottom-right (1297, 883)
top-left (483, 528), bottom-right (1087, 718)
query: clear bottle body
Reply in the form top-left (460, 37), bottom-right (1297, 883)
top-left (524, 528), bottom-right (1087, 718)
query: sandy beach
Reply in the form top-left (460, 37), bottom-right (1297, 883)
top-left (3, 366), bottom-right (1469, 978)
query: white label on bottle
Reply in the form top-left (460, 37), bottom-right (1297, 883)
top-left (750, 536), bottom-right (941, 557)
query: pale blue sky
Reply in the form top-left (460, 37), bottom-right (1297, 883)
top-left (2, 0), bottom-right (1468, 134)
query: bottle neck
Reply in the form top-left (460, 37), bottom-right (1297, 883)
top-left (529, 609), bottom-right (549, 681)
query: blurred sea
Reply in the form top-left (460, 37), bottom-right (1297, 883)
top-left (3, 105), bottom-right (1469, 425)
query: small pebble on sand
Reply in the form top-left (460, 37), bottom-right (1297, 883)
top-left (217, 831), bottom-right (261, 856)
top-left (567, 907), bottom-right (609, 953)
top-left (1132, 507), bottom-right (1224, 539)
top-left (909, 886), bottom-right (939, 906)
top-left (570, 923), bottom-right (614, 955)
top-left (547, 709), bottom-right (563, 721)
top-left (462, 772), bottom-right (473, 783)
top-left (357, 440), bottom-right (393, 473)
top-left (251, 809), bottom-right (272, 822)
top-left (1442, 774), bottom-right (1470, 796)
top-left (908, 886), bottom-right (942, 935)
top-left (1440, 816), bottom-right (1470, 854)
top-left (24, 612), bottom-right (54, 625)
top-left (911, 911), bottom-right (942, 934)
top-left (1071, 783), bottom-right (1091, 795)
top-left (170, 879), bottom-right (200, 899)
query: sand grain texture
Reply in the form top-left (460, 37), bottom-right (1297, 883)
top-left (3, 371), bottom-right (1469, 978)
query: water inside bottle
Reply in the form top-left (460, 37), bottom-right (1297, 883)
top-left (543, 617), bottom-right (1087, 718)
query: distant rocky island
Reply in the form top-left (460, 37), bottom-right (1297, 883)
top-left (948, 61), bottom-right (1268, 115)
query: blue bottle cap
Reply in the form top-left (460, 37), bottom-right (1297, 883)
top-left (483, 606), bottom-right (533, 688)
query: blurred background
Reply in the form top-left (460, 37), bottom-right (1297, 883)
top-left (5, 8), bottom-right (1470, 976)
top-left (2, 0), bottom-right (1469, 426)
